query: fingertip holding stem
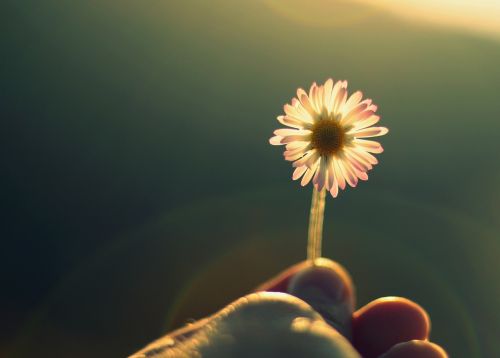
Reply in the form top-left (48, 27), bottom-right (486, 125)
top-left (287, 258), bottom-right (355, 338)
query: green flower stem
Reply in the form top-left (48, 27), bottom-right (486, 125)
top-left (307, 186), bottom-right (327, 263)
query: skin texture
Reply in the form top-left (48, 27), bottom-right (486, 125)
top-left (130, 259), bottom-right (447, 358)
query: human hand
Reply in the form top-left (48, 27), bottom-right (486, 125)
top-left (130, 258), bottom-right (447, 358)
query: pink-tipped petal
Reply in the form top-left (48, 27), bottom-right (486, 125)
top-left (327, 158), bottom-right (335, 190)
top-left (352, 126), bottom-right (389, 138)
top-left (280, 134), bottom-right (312, 144)
top-left (300, 159), bottom-right (319, 186)
top-left (292, 165), bottom-right (307, 181)
top-left (323, 78), bottom-right (334, 112)
top-left (301, 169), bottom-right (313, 186)
top-left (284, 151), bottom-right (306, 161)
top-left (344, 91), bottom-right (363, 114)
top-left (316, 85), bottom-right (324, 112)
top-left (304, 151), bottom-right (320, 168)
top-left (286, 141), bottom-right (309, 151)
top-left (353, 115), bottom-right (380, 130)
top-left (353, 148), bottom-right (379, 165)
top-left (308, 82), bottom-right (317, 96)
top-left (299, 94), bottom-right (318, 116)
top-left (346, 148), bottom-right (374, 169)
top-left (297, 88), bottom-right (307, 99)
top-left (274, 128), bottom-right (310, 137)
top-left (277, 115), bottom-right (309, 129)
top-left (357, 169), bottom-right (369, 181)
top-left (313, 157), bottom-right (327, 191)
top-left (269, 136), bottom-right (283, 145)
top-left (345, 159), bottom-right (368, 182)
top-left (345, 151), bottom-right (371, 171)
top-left (340, 102), bottom-right (369, 127)
top-left (285, 144), bottom-right (310, 156)
top-left (293, 150), bottom-right (318, 168)
top-left (340, 161), bottom-right (358, 188)
top-left (284, 103), bottom-right (312, 123)
top-left (354, 139), bottom-right (384, 153)
top-left (330, 183), bottom-right (339, 198)
top-left (284, 144), bottom-right (311, 161)
top-left (333, 159), bottom-right (347, 190)
top-left (333, 87), bottom-right (347, 115)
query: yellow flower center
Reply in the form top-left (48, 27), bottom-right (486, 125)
top-left (310, 119), bottom-right (345, 156)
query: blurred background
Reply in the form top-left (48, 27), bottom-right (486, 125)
top-left (2, 0), bottom-right (500, 357)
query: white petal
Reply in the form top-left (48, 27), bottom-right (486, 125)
top-left (340, 160), bottom-right (358, 188)
top-left (308, 82), bottom-right (317, 99)
top-left (356, 168), bottom-right (369, 181)
top-left (297, 88), bottom-right (307, 99)
top-left (340, 102), bottom-right (368, 127)
top-left (277, 115), bottom-right (309, 129)
top-left (301, 159), bottom-right (319, 186)
top-left (286, 141), bottom-right (309, 151)
top-left (345, 159), bottom-right (368, 181)
top-left (343, 91), bottom-right (363, 114)
top-left (284, 151), bottom-right (307, 161)
top-left (333, 86), bottom-right (347, 116)
top-left (284, 104), bottom-right (313, 123)
top-left (316, 85), bottom-right (324, 112)
top-left (352, 127), bottom-right (388, 138)
top-left (327, 158), bottom-right (335, 190)
top-left (280, 133), bottom-right (313, 144)
top-left (344, 150), bottom-right (372, 171)
top-left (274, 128), bottom-right (309, 137)
top-left (352, 148), bottom-right (379, 164)
top-left (323, 78), bottom-right (334, 112)
top-left (331, 81), bottom-right (344, 111)
top-left (292, 165), bottom-right (307, 180)
top-left (353, 139), bottom-right (384, 153)
top-left (293, 150), bottom-right (318, 168)
top-left (269, 136), bottom-right (283, 145)
top-left (284, 144), bottom-right (311, 161)
top-left (308, 83), bottom-right (321, 112)
top-left (332, 158), bottom-right (346, 190)
top-left (313, 157), bottom-right (328, 191)
top-left (352, 115), bottom-right (380, 130)
top-left (299, 94), bottom-right (318, 116)
top-left (344, 110), bottom-right (375, 129)
top-left (330, 182), bottom-right (339, 198)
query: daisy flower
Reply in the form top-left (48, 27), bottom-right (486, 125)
top-left (269, 78), bottom-right (388, 198)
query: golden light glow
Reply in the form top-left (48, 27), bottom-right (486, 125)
top-left (371, 0), bottom-right (500, 38)
top-left (262, 0), bottom-right (500, 38)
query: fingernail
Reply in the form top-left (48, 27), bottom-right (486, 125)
top-left (287, 259), bottom-right (355, 339)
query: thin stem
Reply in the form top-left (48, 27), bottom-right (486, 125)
top-left (307, 186), bottom-right (327, 263)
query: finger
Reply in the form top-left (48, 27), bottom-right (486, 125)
top-left (379, 340), bottom-right (448, 358)
top-left (196, 292), bottom-right (360, 358)
top-left (255, 259), bottom-right (355, 338)
top-left (352, 297), bottom-right (430, 358)
top-left (286, 258), bottom-right (355, 339)
top-left (255, 260), bottom-right (311, 292)
top-left (132, 292), bottom-right (362, 358)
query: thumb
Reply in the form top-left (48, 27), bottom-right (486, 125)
top-left (258, 258), bottom-right (355, 339)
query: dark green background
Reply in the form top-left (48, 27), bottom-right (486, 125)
top-left (2, 0), bottom-right (499, 357)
